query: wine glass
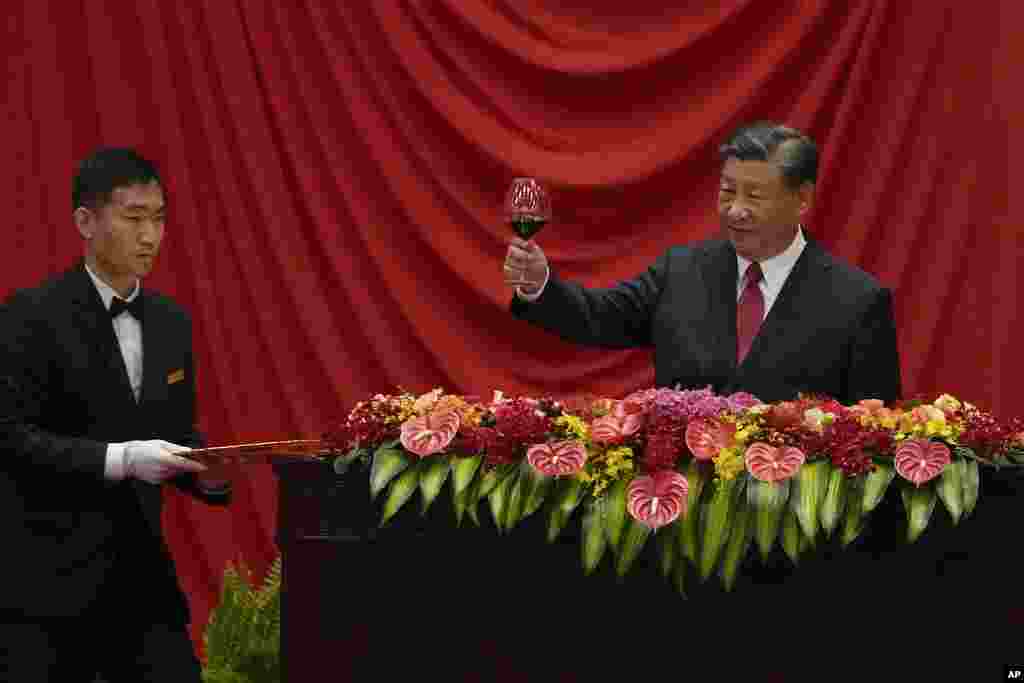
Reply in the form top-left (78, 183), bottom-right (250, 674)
top-left (504, 177), bottom-right (552, 240)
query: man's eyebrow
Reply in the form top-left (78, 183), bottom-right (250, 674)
top-left (119, 202), bottom-right (165, 212)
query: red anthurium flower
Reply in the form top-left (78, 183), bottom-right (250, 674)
top-left (626, 470), bottom-right (689, 529)
top-left (400, 411), bottom-right (460, 457)
top-left (685, 418), bottom-right (737, 461)
top-left (590, 415), bottom-right (626, 445)
top-left (894, 438), bottom-right (951, 486)
top-left (744, 442), bottom-right (805, 482)
top-left (612, 400), bottom-right (646, 433)
top-left (526, 440), bottom-right (587, 477)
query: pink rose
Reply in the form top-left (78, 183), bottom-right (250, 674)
top-left (851, 399), bottom-right (886, 417)
top-left (910, 405), bottom-right (945, 425)
top-left (412, 388), bottom-right (443, 415)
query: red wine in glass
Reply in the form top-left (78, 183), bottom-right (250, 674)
top-left (509, 216), bottom-right (547, 240)
top-left (505, 177), bottom-right (551, 240)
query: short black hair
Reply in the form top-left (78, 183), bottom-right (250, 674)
top-left (72, 147), bottom-right (163, 211)
top-left (719, 122), bottom-right (818, 189)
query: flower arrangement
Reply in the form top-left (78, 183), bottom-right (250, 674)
top-left (323, 388), bottom-right (1024, 594)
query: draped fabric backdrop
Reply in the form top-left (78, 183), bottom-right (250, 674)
top-left (3, 0), bottom-right (1017, 654)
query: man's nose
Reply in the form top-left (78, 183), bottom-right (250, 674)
top-left (138, 220), bottom-right (161, 244)
top-left (728, 203), bottom-right (752, 221)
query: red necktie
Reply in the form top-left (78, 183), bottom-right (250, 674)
top-left (737, 262), bottom-right (764, 363)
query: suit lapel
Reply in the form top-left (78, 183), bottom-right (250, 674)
top-left (700, 241), bottom-right (740, 376)
top-left (66, 264), bottom-right (137, 408)
top-left (738, 239), bottom-right (833, 369)
top-left (139, 291), bottom-right (167, 407)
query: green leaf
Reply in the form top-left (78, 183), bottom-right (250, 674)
top-left (501, 468), bottom-right (526, 531)
top-left (450, 455), bottom-right (482, 496)
top-left (935, 458), bottom-right (964, 525)
top-left (819, 465), bottom-right (848, 538)
top-left (487, 467), bottom-right (519, 533)
top-left (333, 446), bottom-right (366, 475)
top-left (781, 507), bottom-right (803, 565)
top-left (671, 550), bottom-right (687, 598)
top-left (961, 458), bottom-right (980, 518)
top-left (698, 476), bottom-right (743, 581)
top-left (719, 496), bottom-right (753, 592)
top-left (380, 460), bottom-right (424, 527)
top-left (476, 463), bottom-right (514, 500)
top-left (862, 462), bottom-right (895, 513)
top-left (790, 460), bottom-right (829, 541)
top-left (418, 457), bottom-right (451, 515)
top-left (581, 498), bottom-right (608, 575)
top-left (658, 523), bottom-right (678, 579)
top-left (464, 478), bottom-right (481, 527)
top-left (370, 446), bottom-right (412, 500)
top-left (841, 477), bottom-right (867, 547)
top-left (901, 482), bottom-right (938, 543)
top-left (603, 478), bottom-right (628, 550)
top-left (677, 461), bottom-right (710, 566)
top-left (747, 479), bottom-right (790, 562)
top-left (546, 477), bottom-right (586, 543)
top-left (452, 476), bottom-right (474, 526)
top-left (518, 462), bottom-right (553, 519)
top-left (615, 517), bottom-right (652, 578)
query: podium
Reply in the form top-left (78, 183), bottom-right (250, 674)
top-left (274, 459), bottom-right (1023, 680)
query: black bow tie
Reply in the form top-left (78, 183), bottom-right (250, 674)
top-left (109, 296), bottom-right (144, 322)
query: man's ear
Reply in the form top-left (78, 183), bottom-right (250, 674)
top-left (74, 207), bottom-right (94, 240)
top-left (798, 183), bottom-right (814, 215)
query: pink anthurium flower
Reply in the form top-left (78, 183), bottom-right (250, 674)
top-left (744, 442), bottom-right (806, 482)
top-left (612, 400), bottom-right (646, 432)
top-left (590, 401), bottom-right (646, 445)
top-left (399, 410), bottom-right (460, 457)
top-left (526, 440), bottom-right (587, 477)
top-left (685, 418), bottom-right (737, 461)
top-left (894, 438), bottom-right (951, 486)
top-left (626, 470), bottom-right (689, 529)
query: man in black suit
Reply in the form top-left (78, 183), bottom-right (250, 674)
top-left (501, 122), bottom-right (912, 635)
top-left (0, 148), bottom-right (232, 682)
top-left (504, 121), bottom-right (902, 405)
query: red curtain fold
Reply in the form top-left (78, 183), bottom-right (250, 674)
top-left (2, 0), bottom-right (1016, 653)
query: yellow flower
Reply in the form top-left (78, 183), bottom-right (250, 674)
top-left (735, 427), bottom-right (756, 444)
top-left (924, 420), bottom-right (953, 439)
top-left (555, 415), bottom-right (589, 441)
top-left (713, 447), bottom-right (745, 481)
top-left (584, 446), bottom-right (634, 497)
top-left (879, 414), bottom-right (898, 430)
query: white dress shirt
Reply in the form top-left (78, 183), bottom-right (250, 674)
top-left (735, 227), bottom-right (807, 318)
top-left (84, 264), bottom-right (142, 480)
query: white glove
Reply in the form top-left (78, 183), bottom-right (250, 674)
top-left (124, 440), bottom-right (206, 484)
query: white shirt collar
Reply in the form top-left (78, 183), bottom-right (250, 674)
top-left (83, 262), bottom-right (140, 310)
top-left (736, 226), bottom-right (807, 290)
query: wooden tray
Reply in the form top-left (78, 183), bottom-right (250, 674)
top-left (184, 439), bottom-right (330, 465)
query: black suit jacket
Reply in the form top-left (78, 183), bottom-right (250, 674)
top-left (0, 262), bottom-right (229, 621)
top-left (511, 238), bottom-right (902, 404)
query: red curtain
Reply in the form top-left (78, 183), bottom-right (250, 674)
top-left (3, 0), bottom-right (1017, 652)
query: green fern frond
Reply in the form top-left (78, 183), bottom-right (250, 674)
top-left (203, 554), bottom-right (282, 683)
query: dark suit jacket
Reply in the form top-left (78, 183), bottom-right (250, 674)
top-left (0, 262), bottom-right (229, 622)
top-left (511, 237), bottom-right (902, 404)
